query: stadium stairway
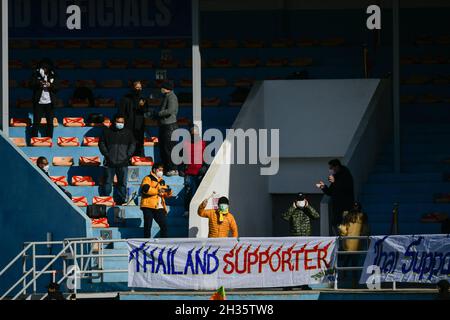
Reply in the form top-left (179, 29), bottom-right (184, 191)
top-left (360, 39), bottom-right (450, 236)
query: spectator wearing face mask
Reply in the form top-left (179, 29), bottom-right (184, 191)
top-left (180, 125), bottom-right (207, 217)
top-left (120, 80), bottom-right (148, 157)
top-left (140, 163), bottom-right (173, 238)
top-left (99, 114), bottom-right (136, 205)
top-left (281, 193), bottom-right (319, 291)
top-left (197, 196), bottom-right (238, 238)
top-left (315, 159), bottom-right (354, 233)
top-left (31, 58), bottom-right (59, 139)
top-left (282, 193), bottom-right (319, 237)
top-left (36, 156), bottom-right (72, 199)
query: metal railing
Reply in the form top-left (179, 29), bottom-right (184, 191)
top-left (0, 236), bottom-right (397, 300)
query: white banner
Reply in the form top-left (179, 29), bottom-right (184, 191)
top-left (128, 237), bottom-right (337, 290)
top-left (360, 234), bottom-right (450, 285)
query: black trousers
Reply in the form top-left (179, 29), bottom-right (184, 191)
top-left (133, 127), bottom-right (146, 157)
top-left (32, 103), bottom-right (54, 138)
top-left (142, 208), bottom-right (168, 238)
top-left (159, 123), bottom-right (178, 172)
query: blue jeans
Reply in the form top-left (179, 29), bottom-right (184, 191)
top-left (184, 175), bottom-right (200, 212)
top-left (102, 166), bottom-right (128, 204)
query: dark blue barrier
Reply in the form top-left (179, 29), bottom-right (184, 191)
top-left (0, 130), bottom-right (91, 293)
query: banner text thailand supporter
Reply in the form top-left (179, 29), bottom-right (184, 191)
top-left (128, 237), bottom-right (337, 290)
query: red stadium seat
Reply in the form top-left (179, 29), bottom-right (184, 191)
top-left (58, 137), bottom-right (81, 147)
top-left (72, 176), bottom-right (96, 186)
top-left (50, 176), bottom-right (69, 187)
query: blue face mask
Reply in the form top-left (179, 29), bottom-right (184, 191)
top-left (115, 123), bottom-right (124, 130)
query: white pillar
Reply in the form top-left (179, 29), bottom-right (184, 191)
top-left (191, 0), bottom-right (202, 135)
top-left (1, 0), bottom-right (9, 136)
top-left (393, 0), bottom-right (400, 173)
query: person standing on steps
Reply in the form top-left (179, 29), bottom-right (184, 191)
top-left (120, 80), bottom-right (148, 157)
top-left (140, 163), bottom-right (173, 238)
top-left (99, 114), bottom-right (136, 205)
top-left (157, 80), bottom-right (179, 177)
top-left (30, 58), bottom-right (59, 139)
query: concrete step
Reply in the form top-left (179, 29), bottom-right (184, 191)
top-left (362, 182), bottom-right (450, 194)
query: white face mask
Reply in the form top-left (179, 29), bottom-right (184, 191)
top-left (219, 204), bottom-right (229, 212)
top-left (156, 171), bottom-right (164, 178)
top-left (296, 200), bottom-right (306, 208)
top-left (43, 165), bottom-right (50, 173)
top-left (115, 123), bottom-right (124, 130)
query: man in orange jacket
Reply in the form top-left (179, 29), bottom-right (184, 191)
top-left (198, 196), bottom-right (238, 238)
top-left (140, 163), bottom-right (173, 238)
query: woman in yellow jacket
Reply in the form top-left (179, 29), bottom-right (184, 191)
top-left (198, 196), bottom-right (238, 238)
top-left (140, 163), bottom-right (173, 238)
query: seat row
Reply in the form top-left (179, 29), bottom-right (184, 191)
top-left (27, 156), bottom-right (153, 167)
top-left (12, 78), bottom-right (254, 90)
top-left (10, 38), bottom-right (347, 50)
top-left (9, 57), bottom-right (314, 70)
top-left (11, 137), bottom-right (158, 150)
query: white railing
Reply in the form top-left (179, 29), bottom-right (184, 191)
top-left (0, 236), bottom-right (403, 300)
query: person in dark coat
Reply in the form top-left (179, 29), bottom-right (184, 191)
top-left (30, 58), bottom-right (60, 138)
top-left (119, 80), bottom-right (148, 157)
top-left (99, 114), bottom-right (136, 205)
top-left (156, 80), bottom-right (179, 176)
top-left (316, 159), bottom-right (355, 234)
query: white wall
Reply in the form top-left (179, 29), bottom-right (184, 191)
top-left (265, 79), bottom-right (380, 194)
top-left (189, 83), bottom-right (271, 238)
top-left (190, 79), bottom-right (390, 238)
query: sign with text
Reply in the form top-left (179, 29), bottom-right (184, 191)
top-left (9, 0), bottom-right (191, 38)
top-left (128, 237), bottom-right (337, 290)
top-left (360, 235), bottom-right (450, 284)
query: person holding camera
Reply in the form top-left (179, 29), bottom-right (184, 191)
top-left (30, 58), bottom-right (59, 139)
top-left (120, 80), bottom-right (148, 157)
top-left (315, 159), bottom-right (354, 233)
top-left (282, 193), bottom-right (319, 237)
top-left (140, 163), bottom-right (173, 238)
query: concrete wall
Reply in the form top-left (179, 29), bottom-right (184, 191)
top-left (0, 131), bottom-right (91, 293)
top-left (190, 79), bottom-right (391, 238)
top-left (189, 82), bottom-right (272, 238)
top-left (344, 79), bottom-right (393, 198)
top-left (266, 79), bottom-right (380, 194)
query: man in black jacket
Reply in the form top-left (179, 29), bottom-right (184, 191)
top-left (316, 159), bottom-right (354, 234)
top-left (31, 58), bottom-right (60, 138)
top-left (99, 114), bottom-right (136, 205)
top-left (157, 80), bottom-right (179, 176)
top-left (119, 80), bottom-right (147, 157)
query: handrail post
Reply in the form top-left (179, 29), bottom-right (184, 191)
top-left (32, 244), bottom-right (37, 294)
top-left (334, 237), bottom-right (339, 290)
top-left (74, 242), bottom-right (78, 296)
top-left (21, 245), bottom-right (27, 297)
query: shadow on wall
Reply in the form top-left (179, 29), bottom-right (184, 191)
top-left (0, 131), bottom-right (91, 294)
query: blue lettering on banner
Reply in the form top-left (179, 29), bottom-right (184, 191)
top-left (129, 245), bottom-right (221, 276)
top-left (365, 235), bottom-right (450, 283)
